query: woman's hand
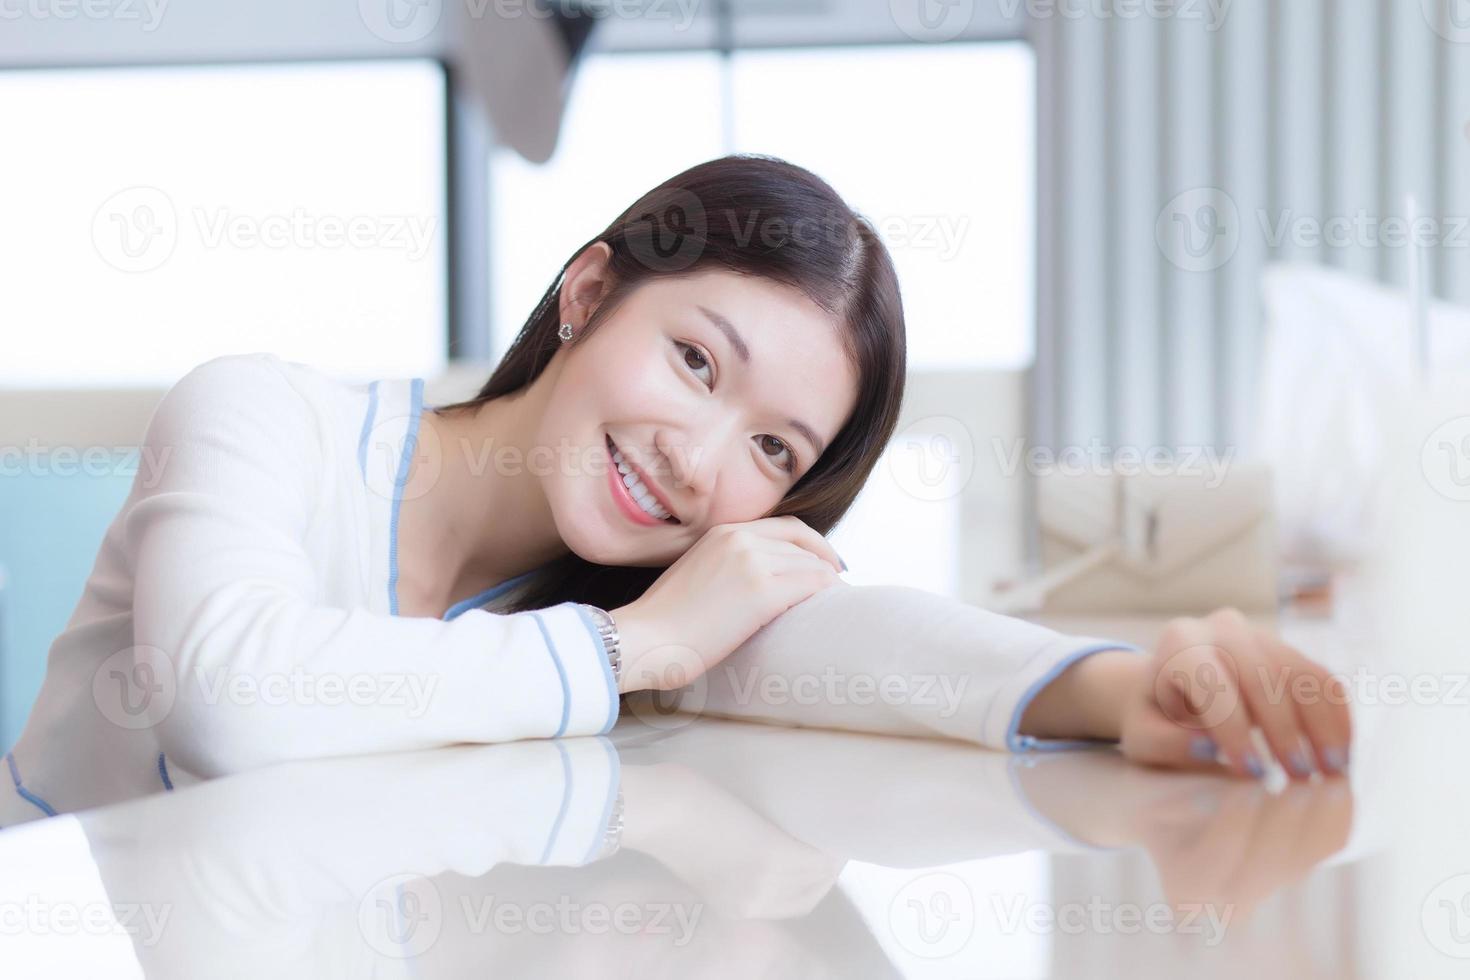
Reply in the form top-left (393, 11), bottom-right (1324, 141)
top-left (610, 516), bottom-right (844, 695)
top-left (1020, 607), bottom-right (1353, 778)
top-left (1120, 607), bottom-right (1352, 777)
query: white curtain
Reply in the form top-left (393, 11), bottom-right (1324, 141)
top-left (1029, 0), bottom-right (1470, 455)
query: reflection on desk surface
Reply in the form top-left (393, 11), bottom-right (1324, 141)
top-left (0, 713), bottom-right (1394, 980)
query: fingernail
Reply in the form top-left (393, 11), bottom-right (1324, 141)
top-left (1322, 746), bottom-right (1349, 772)
top-left (1189, 735), bottom-right (1218, 761)
top-left (1287, 749), bottom-right (1315, 777)
top-left (837, 552), bottom-right (848, 572)
top-left (1243, 752), bottom-right (1265, 778)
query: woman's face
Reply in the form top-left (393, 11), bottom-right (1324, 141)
top-left (535, 247), bottom-right (860, 567)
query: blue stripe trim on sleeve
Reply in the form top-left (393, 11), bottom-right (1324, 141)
top-left (539, 740), bottom-right (575, 863)
top-left (6, 751), bottom-right (57, 818)
top-left (581, 737), bottom-right (622, 864)
top-left (357, 379), bottom-right (380, 482)
top-left (158, 752), bottom-right (174, 791)
top-left (529, 611), bottom-right (572, 737)
top-left (1004, 643), bottom-right (1144, 752)
top-left (387, 378), bottom-right (425, 616)
top-left (569, 602), bottom-right (620, 734)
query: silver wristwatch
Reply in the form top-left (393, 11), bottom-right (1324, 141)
top-left (581, 604), bottom-right (621, 685)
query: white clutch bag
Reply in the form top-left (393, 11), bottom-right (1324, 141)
top-left (992, 462), bottom-right (1279, 616)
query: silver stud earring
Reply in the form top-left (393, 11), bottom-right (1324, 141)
top-left (558, 322), bottom-right (574, 343)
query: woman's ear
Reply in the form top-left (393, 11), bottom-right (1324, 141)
top-left (558, 241), bottom-right (615, 327)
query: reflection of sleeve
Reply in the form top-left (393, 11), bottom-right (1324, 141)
top-left (661, 581), bottom-right (1142, 752)
top-left (125, 353), bottom-right (617, 779)
top-left (622, 721), bottom-right (1114, 870)
top-left (76, 738), bottom-right (621, 976)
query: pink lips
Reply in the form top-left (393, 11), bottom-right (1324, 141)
top-left (606, 438), bottom-right (667, 527)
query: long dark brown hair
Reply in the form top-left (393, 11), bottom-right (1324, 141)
top-left (432, 153), bottom-right (907, 613)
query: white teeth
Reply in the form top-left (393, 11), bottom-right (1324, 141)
top-left (610, 444), bottom-right (673, 522)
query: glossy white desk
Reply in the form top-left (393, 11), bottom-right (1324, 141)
top-left (0, 576), bottom-right (1450, 978)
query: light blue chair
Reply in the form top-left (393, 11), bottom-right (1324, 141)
top-left (0, 388), bottom-right (161, 748)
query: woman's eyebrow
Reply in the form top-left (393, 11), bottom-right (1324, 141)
top-left (696, 304), bottom-right (827, 459)
top-left (697, 305), bottom-right (750, 363)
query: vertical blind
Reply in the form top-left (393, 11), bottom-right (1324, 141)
top-left (1030, 0), bottom-right (1470, 456)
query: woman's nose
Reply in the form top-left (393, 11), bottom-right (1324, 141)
top-left (657, 429), bottom-right (714, 498)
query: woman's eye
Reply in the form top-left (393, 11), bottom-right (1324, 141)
top-left (673, 340), bottom-right (795, 475)
top-left (675, 341), bottom-right (713, 388)
top-left (757, 434), bottom-right (797, 474)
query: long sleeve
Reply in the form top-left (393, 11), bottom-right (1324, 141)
top-left (123, 353), bottom-right (618, 778)
top-left (634, 579), bottom-right (1143, 752)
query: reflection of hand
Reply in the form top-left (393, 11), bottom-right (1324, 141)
top-left (1129, 777), bottom-right (1354, 918)
top-left (1015, 753), bottom-right (1354, 921)
top-left (618, 762), bottom-right (845, 920)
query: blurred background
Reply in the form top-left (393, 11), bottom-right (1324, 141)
top-left (2, 0), bottom-right (1468, 760)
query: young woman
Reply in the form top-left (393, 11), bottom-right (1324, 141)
top-left (0, 155), bottom-right (1349, 828)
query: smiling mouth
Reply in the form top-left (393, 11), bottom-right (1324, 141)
top-left (605, 434), bottom-right (680, 526)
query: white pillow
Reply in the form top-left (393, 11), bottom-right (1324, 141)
top-left (1254, 262), bottom-right (1470, 566)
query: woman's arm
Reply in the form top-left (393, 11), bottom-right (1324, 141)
top-left (643, 580), bottom-right (1351, 778)
top-left (635, 578), bottom-right (1145, 751)
top-left (126, 354), bottom-right (619, 778)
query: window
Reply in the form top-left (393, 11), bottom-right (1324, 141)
top-left (489, 52), bottom-right (727, 362)
top-left (0, 59), bottom-right (449, 387)
top-left (490, 42), bottom-right (1035, 371)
